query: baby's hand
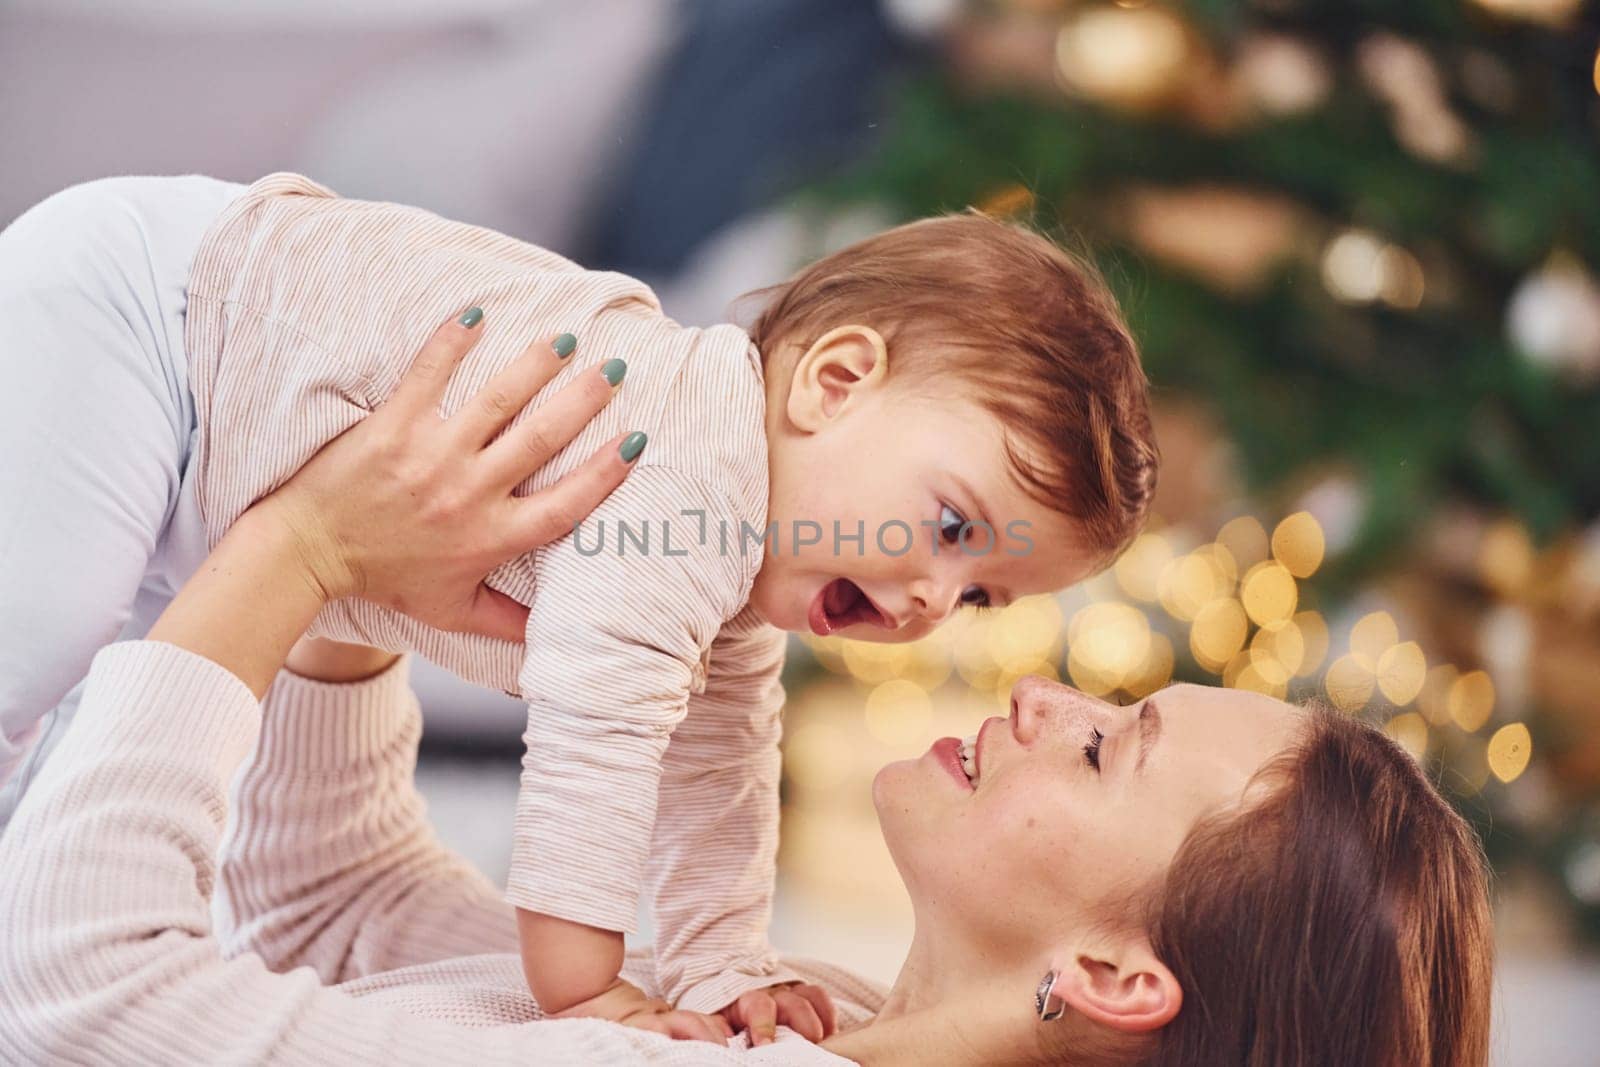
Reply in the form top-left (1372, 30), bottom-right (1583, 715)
top-left (553, 979), bottom-right (732, 1044)
top-left (719, 982), bottom-right (838, 1047)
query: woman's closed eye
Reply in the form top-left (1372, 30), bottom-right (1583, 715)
top-left (1084, 727), bottom-right (1105, 771)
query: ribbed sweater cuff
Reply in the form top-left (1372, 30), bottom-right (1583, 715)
top-left (257, 656), bottom-right (416, 774)
top-left (86, 641), bottom-right (263, 779)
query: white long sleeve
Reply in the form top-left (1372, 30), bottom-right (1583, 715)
top-left (0, 642), bottom-right (875, 1065)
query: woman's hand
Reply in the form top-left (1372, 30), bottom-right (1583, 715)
top-left (263, 308), bottom-right (637, 644)
top-left (150, 309), bottom-right (641, 696)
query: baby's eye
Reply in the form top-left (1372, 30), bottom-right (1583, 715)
top-left (959, 584), bottom-right (991, 610)
top-left (938, 503), bottom-right (969, 545)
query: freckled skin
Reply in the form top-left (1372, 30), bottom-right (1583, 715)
top-left (872, 679), bottom-right (1304, 963)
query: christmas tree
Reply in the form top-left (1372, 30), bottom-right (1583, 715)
top-left (800, 0), bottom-right (1600, 941)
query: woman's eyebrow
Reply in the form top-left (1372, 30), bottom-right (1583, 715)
top-left (1135, 698), bottom-right (1163, 773)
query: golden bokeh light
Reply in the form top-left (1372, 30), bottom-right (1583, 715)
top-left (1217, 515), bottom-right (1269, 570)
top-left (1350, 611), bottom-right (1400, 671)
top-left (1448, 669), bottom-right (1496, 732)
top-left (841, 639), bottom-right (913, 685)
top-left (1067, 601), bottom-right (1151, 693)
top-left (1114, 532), bottom-right (1173, 602)
top-left (976, 183), bottom-right (1036, 218)
top-left (1325, 653), bottom-right (1376, 711)
top-left (1416, 664), bottom-right (1459, 725)
top-left (1475, 517), bottom-right (1534, 596)
top-left (1292, 610), bottom-right (1330, 676)
top-left (1240, 560), bottom-right (1298, 625)
top-left (988, 597), bottom-right (1065, 672)
top-left (784, 721), bottom-right (856, 793)
top-left (1271, 511), bottom-right (1326, 578)
top-left (1190, 597), bottom-right (1249, 671)
top-left (1054, 4), bottom-right (1192, 109)
top-left (1123, 631), bottom-right (1175, 698)
top-left (1384, 711), bottom-right (1429, 760)
top-left (1232, 661), bottom-right (1288, 699)
top-left (1252, 618), bottom-right (1305, 679)
top-left (1158, 549), bottom-right (1228, 620)
top-left (1376, 640), bottom-right (1427, 705)
top-left (863, 679), bottom-right (933, 750)
top-left (1487, 722), bottom-right (1533, 783)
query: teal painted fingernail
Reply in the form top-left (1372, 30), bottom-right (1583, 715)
top-left (619, 431), bottom-right (647, 463)
top-left (602, 358), bottom-right (627, 387)
top-left (552, 332), bottom-right (577, 358)
top-left (458, 306), bottom-right (483, 328)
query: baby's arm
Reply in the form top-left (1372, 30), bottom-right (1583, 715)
top-left (509, 465), bottom-right (752, 1034)
top-left (647, 620), bottom-right (798, 1010)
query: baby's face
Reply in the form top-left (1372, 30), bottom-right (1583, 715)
top-left (751, 385), bottom-right (1095, 643)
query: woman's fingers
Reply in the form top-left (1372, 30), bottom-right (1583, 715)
top-left (790, 983), bottom-right (838, 1037)
top-left (482, 358), bottom-right (622, 489)
top-left (450, 332), bottom-right (577, 448)
top-left (735, 990), bottom-right (779, 1047)
top-left (772, 990), bottom-right (825, 1043)
top-left (507, 431), bottom-right (645, 551)
top-left (386, 307), bottom-right (486, 417)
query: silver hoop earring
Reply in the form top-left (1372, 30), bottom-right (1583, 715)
top-left (1035, 971), bottom-right (1066, 1022)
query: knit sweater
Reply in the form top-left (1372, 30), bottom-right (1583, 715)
top-left (183, 174), bottom-right (788, 1011)
top-left (0, 642), bottom-right (885, 1064)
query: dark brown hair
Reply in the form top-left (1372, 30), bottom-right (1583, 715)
top-left (1141, 706), bottom-right (1494, 1067)
top-left (748, 212), bottom-right (1158, 566)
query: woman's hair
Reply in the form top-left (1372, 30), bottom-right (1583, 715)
top-left (746, 212), bottom-right (1158, 567)
top-left (1141, 704), bottom-right (1494, 1067)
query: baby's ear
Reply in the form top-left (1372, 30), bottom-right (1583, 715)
top-left (785, 325), bottom-right (888, 430)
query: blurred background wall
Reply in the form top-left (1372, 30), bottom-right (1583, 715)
top-left (5, 1), bottom-right (1599, 1062)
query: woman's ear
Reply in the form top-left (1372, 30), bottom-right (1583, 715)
top-left (1049, 942), bottom-right (1182, 1034)
top-left (785, 324), bottom-right (888, 432)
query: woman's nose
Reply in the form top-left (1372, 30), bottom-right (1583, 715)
top-left (1010, 675), bottom-right (1115, 744)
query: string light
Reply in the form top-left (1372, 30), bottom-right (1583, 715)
top-left (1376, 641), bottom-right (1428, 705)
top-left (1384, 711), bottom-right (1429, 760)
top-left (1448, 670), bottom-right (1496, 731)
top-left (1216, 516), bottom-right (1269, 570)
top-left (1271, 511), bottom-right (1325, 577)
top-left (1350, 611), bottom-right (1400, 671)
top-left (1190, 598), bottom-right (1249, 671)
top-left (1325, 653), bottom-right (1376, 711)
top-left (1292, 611), bottom-right (1330, 676)
top-left (1240, 561), bottom-right (1298, 625)
top-left (1114, 531), bottom-right (1174, 602)
top-left (1487, 722), bottom-right (1532, 782)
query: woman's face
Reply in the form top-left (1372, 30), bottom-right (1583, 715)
top-left (872, 677), bottom-right (1304, 961)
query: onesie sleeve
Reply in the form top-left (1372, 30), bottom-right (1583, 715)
top-left (506, 464), bottom-right (755, 934)
top-left (647, 617), bottom-right (801, 1011)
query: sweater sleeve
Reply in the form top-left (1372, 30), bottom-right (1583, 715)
top-left (0, 642), bottom-right (610, 1065)
top-left (648, 618), bottom-right (803, 1012)
top-left (508, 464), bottom-right (755, 933)
top-left (216, 657), bottom-right (518, 982)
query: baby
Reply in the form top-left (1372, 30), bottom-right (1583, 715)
top-left (0, 174), bottom-right (1156, 1039)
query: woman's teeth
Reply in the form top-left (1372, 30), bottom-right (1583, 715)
top-left (959, 735), bottom-right (979, 785)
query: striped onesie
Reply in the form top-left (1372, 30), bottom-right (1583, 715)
top-left (0, 173), bottom-right (795, 1012)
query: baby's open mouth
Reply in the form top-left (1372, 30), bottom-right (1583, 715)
top-left (807, 578), bottom-right (891, 636)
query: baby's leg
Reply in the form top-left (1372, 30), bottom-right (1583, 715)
top-left (0, 179), bottom-right (214, 799)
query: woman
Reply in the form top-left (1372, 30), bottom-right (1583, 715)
top-left (0, 327), bottom-right (1493, 1064)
